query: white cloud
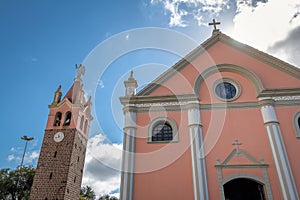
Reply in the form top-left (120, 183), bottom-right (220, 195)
top-left (230, 0), bottom-right (300, 66)
top-left (25, 151), bottom-right (39, 163)
top-left (231, 0), bottom-right (300, 50)
top-left (7, 150), bottom-right (39, 166)
top-left (151, 0), bottom-right (300, 66)
top-left (97, 79), bottom-right (105, 88)
top-left (8, 154), bottom-right (15, 161)
top-left (268, 26), bottom-right (300, 66)
top-left (151, 0), bottom-right (230, 27)
top-left (164, 0), bottom-right (188, 27)
top-left (82, 134), bottom-right (122, 196)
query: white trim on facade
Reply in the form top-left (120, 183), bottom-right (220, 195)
top-left (188, 104), bottom-right (209, 200)
top-left (260, 100), bottom-right (299, 200)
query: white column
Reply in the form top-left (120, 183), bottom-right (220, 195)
top-left (260, 99), bottom-right (299, 200)
top-left (120, 106), bottom-right (136, 200)
top-left (188, 102), bottom-right (209, 200)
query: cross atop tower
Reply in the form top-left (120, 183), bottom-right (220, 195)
top-left (208, 19), bottom-right (221, 34)
top-left (232, 140), bottom-right (242, 155)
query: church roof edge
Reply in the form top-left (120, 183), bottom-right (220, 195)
top-left (137, 31), bottom-right (300, 96)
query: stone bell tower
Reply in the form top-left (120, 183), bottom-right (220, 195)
top-left (30, 64), bottom-right (93, 200)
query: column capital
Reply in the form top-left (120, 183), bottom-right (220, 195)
top-left (123, 105), bottom-right (137, 113)
top-left (123, 107), bottom-right (137, 129)
top-left (187, 102), bottom-right (201, 126)
top-left (258, 97), bottom-right (275, 107)
top-left (186, 101), bottom-right (200, 110)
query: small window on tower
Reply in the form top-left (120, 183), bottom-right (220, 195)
top-left (84, 119), bottom-right (88, 133)
top-left (49, 172), bottom-right (53, 179)
top-left (80, 116), bottom-right (84, 130)
top-left (54, 151), bottom-right (57, 158)
top-left (53, 112), bottom-right (62, 126)
top-left (63, 112), bottom-right (72, 126)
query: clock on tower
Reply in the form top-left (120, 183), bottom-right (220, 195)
top-left (30, 64), bottom-right (93, 200)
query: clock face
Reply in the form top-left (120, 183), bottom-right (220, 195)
top-left (53, 132), bottom-right (64, 142)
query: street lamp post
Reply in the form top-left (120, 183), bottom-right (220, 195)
top-left (20, 135), bottom-right (34, 169)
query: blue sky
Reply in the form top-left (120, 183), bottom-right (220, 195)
top-left (1, 0), bottom-right (300, 196)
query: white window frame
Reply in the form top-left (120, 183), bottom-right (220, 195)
top-left (147, 117), bottom-right (178, 143)
top-left (293, 111), bottom-right (300, 138)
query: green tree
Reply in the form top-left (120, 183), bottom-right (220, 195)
top-left (80, 185), bottom-right (96, 200)
top-left (98, 194), bottom-right (119, 200)
top-left (0, 167), bottom-right (35, 200)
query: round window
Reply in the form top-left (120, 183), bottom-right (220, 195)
top-left (214, 81), bottom-right (237, 100)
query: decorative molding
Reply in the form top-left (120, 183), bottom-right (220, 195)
top-left (131, 99), bottom-right (300, 113)
top-left (272, 95), bottom-right (300, 101)
top-left (259, 88), bottom-right (300, 98)
top-left (120, 94), bottom-right (198, 105)
top-left (215, 148), bottom-right (273, 200)
top-left (135, 101), bottom-right (189, 108)
top-left (120, 94), bottom-right (300, 114)
top-left (194, 64), bottom-right (264, 98)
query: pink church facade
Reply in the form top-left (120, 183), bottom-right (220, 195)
top-left (120, 30), bottom-right (300, 200)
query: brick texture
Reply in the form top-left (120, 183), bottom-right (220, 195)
top-left (30, 128), bottom-right (87, 200)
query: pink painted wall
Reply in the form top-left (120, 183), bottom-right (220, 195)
top-left (133, 39), bottom-right (300, 199)
top-left (134, 112), bottom-right (194, 199)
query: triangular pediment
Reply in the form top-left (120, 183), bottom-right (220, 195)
top-left (137, 31), bottom-right (300, 96)
top-left (216, 149), bottom-right (267, 168)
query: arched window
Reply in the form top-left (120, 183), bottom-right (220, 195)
top-left (148, 117), bottom-right (178, 143)
top-left (152, 123), bottom-right (173, 141)
top-left (80, 116), bottom-right (84, 130)
top-left (293, 111), bottom-right (300, 138)
top-left (53, 112), bottom-right (62, 126)
top-left (63, 112), bottom-right (72, 126)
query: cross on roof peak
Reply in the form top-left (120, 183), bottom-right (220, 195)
top-left (208, 19), bottom-right (221, 33)
top-left (232, 140), bottom-right (242, 155)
